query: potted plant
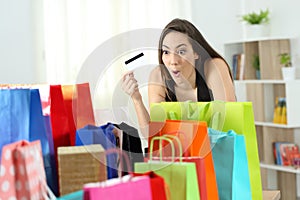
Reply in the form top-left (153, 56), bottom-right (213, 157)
top-left (279, 53), bottom-right (295, 80)
top-left (241, 9), bottom-right (270, 38)
top-left (252, 54), bottom-right (260, 79)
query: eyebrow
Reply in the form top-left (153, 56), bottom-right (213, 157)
top-left (162, 44), bottom-right (187, 49)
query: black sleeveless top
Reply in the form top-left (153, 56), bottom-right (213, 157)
top-left (165, 69), bottom-right (213, 102)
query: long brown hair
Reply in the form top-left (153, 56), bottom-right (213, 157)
top-left (158, 18), bottom-right (233, 99)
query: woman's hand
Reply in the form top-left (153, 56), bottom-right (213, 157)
top-left (121, 71), bottom-right (141, 101)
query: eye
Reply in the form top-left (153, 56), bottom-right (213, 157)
top-left (162, 50), bottom-right (169, 55)
top-left (177, 49), bottom-right (186, 55)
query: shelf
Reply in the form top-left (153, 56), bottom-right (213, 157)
top-left (260, 163), bottom-right (300, 174)
top-left (235, 79), bottom-right (300, 84)
top-left (224, 36), bottom-right (295, 45)
top-left (255, 121), bottom-right (300, 128)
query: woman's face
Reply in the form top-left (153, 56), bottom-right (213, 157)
top-left (162, 31), bottom-right (199, 85)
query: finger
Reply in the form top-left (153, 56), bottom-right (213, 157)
top-left (122, 71), bottom-right (134, 80)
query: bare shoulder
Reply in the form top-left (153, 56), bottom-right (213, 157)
top-left (204, 58), bottom-right (236, 101)
top-left (148, 66), bottom-right (166, 103)
top-left (204, 58), bottom-right (228, 73)
top-left (149, 65), bottom-right (163, 83)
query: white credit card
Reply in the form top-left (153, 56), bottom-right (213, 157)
top-left (124, 52), bottom-right (145, 71)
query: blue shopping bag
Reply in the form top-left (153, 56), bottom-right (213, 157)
top-left (209, 128), bottom-right (252, 200)
top-left (75, 123), bottom-right (118, 179)
top-left (0, 88), bottom-right (58, 196)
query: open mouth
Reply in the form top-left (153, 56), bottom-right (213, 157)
top-left (172, 70), bottom-right (181, 77)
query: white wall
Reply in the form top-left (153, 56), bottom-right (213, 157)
top-left (1, 0), bottom-right (300, 82)
top-left (0, 0), bottom-right (45, 84)
top-left (190, 0), bottom-right (243, 56)
top-left (190, 0), bottom-right (300, 69)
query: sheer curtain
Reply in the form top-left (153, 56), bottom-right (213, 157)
top-left (43, 0), bottom-right (192, 110)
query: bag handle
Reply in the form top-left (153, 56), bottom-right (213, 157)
top-left (149, 133), bottom-right (184, 163)
top-left (149, 136), bottom-right (175, 162)
top-left (209, 128), bottom-right (236, 144)
top-left (160, 134), bottom-right (183, 163)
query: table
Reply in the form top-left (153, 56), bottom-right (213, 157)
top-left (263, 190), bottom-right (281, 200)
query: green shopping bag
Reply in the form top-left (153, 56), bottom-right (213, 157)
top-left (135, 136), bottom-right (200, 200)
top-left (150, 100), bottom-right (225, 130)
top-left (150, 101), bottom-right (263, 200)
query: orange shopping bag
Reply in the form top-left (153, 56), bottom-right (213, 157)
top-left (61, 83), bottom-right (95, 146)
top-left (148, 120), bottom-right (218, 200)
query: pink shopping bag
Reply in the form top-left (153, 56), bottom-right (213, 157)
top-left (0, 140), bottom-right (48, 200)
top-left (83, 148), bottom-right (153, 200)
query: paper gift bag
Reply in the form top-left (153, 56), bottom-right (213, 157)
top-left (149, 120), bottom-right (218, 200)
top-left (149, 120), bottom-right (209, 157)
top-left (150, 100), bottom-right (226, 130)
top-left (75, 123), bottom-right (118, 179)
top-left (48, 84), bottom-right (72, 151)
top-left (0, 140), bottom-right (47, 200)
top-left (135, 136), bottom-right (200, 200)
top-left (0, 88), bottom-right (58, 196)
top-left (113, 122), bottom-right (144, 173)
top-left (84, 175), bottom-right (152, 200)
top-left (150, 101), bottom-right (263, 200)
top-left (132, 171), bottom-right (168, 200)
top-left (57, 144), bottom-right (107, 196)
top-left (57, 190), bottom-right (83, 200)
top-left (209, 129), bottom-right (252, 200)
top-left (61, 83), bottom-right (95, 146)
top-left (83, 148), bottom-right (153, 200)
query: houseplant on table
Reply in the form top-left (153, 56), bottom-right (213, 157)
top-left (241, 9), bottom-right (270, 38)
top-left (279, 53), bottom-right (295, 80)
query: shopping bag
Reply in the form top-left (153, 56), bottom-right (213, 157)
top-left (0, 88), bottom-right (58, 196)
top-left (75, 123), bottom-right (118, 179)
top-left (150, 101), bottom-right (263, 200)
top-left (57, 190), bottom-right (83, 200)
top-left (0, 140), bottom-right (48, 199)
top-left (61, 83), bottom-right (95, 146)
top-left (131, 171), bottom-right (168, 200)
top-left (113, 122), bottom-right (144, 173)
top-left (149, 120), bottom-right (218, 200)
top-left (150, 100), bottom-right (225, 130)
top-left (83, 148), bottom-right (153, 200)
top-left (149, 120), bottom-right (209, 157)
top-left (57, 144), bottom-right (107, 196)
top-left (135, 136), bottom-right (200, 200)
top-left (209, 129), bottom-right (252, 200)
top-left (48, 84), bottom-right (72, 151)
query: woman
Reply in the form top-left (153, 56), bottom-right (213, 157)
top-left (122, 18), bottom-right (236, 136)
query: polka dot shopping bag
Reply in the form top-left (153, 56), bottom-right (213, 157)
top-left (0, 140), bottom-right (50, 200)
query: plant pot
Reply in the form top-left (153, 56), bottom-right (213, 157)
top-left (281, 67), bottom-right (295, 80)
top-left (255, 70), bottom-right (261, 79)
top-left (244, 24), bottom-right (270, 39)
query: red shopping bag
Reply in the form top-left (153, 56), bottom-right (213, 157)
top-left (0, 140), bottom-right (48, 199)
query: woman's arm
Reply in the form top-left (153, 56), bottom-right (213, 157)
top-left (122, 71), bottom-right (150, 137)
top-left (204, 58), bottom-right (236, 101)
top-left (121, 67), bottom-right (166, 137)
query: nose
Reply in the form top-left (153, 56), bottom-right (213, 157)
top-left (170, 53), bottom-right (179, 65)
